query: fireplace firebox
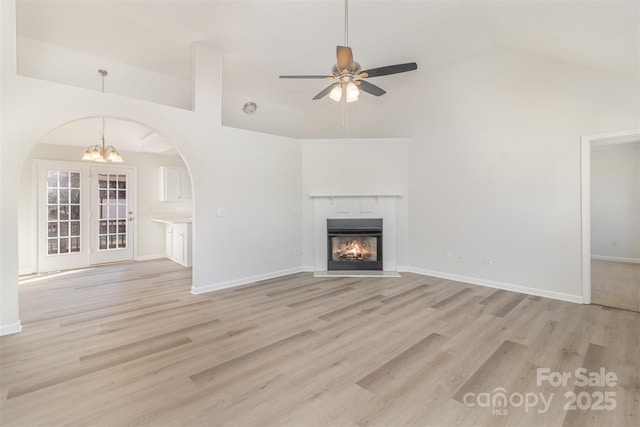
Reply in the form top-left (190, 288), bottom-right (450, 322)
top-left (327, 218), bottom-right (382, 271)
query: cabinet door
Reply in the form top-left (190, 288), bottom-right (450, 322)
top-left (160, 167), bottom-right (181, 201)
top-left (165, 225), bottom-right (173, 258)
top-left (172, 224), bottom-right (186, 263)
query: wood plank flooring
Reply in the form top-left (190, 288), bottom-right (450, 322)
top-left (1, 259), bottom-right (638, 426)
top-left (591, 259), bottom-right (640, 312)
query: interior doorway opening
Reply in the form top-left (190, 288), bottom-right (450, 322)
top-left (18, 116), bottom-right (195, 287)
top-left (581, 129), bottom-right (640, 311)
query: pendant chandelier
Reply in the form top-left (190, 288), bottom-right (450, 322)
top-left (82, 69), bottom-right (123, 162)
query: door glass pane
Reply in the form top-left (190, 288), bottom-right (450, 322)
top-left (70, 172), bottom-right (80, 188)
top-left (47, 222), bottom-right (58, 238)
top-left (48, 206), bottom-right (58, 221)
top-left (70, 221), bottom-right (80, 236)
top-left (59, 238), bottom-right (69, 253)
top-left (97, 173), bottom-right (127, 251)
top-left (70, 189), bottom-right (80, 204)
top-left (59, 189), bottom-right (69, 204)
top-left (59, 205), bottom-right (69, 220)
top-left (48, 239), bottom-right (58, 255)
top-left (70, 237), bottom-right (80, 252)
top-left (59, 172), bottom-right (69, 187)
top-left (108, 234), bottom-right (117, 249)
top-left (47, 171), bottom-right (58, 188)
top-left (46, 169), bottom-right (81, 255)
top-left (48, 189), bottom-right (58, 204)
top-left (70, 205), bottom-right (80, 220)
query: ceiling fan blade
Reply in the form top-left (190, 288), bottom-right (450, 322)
top-left (357, 80), bottom-right (386, 97)
top-left (313, 83), bottom-right (339, 100)
top-left (279, 75), bottom-right (335, 79)
top-left (336, 46), bottom-right (354, 71)
top-left (360, 62), bottom-right (417, 78)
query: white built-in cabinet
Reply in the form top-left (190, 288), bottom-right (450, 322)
top-left (165, 222), bottom-right (192, 267)
top-left (160, 166), bottom-right (192, 201)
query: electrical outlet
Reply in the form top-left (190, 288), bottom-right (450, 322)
top-left (294, 248), bottom-right (300, 256)
top-left (217, 208), bottom-right (226, 217)
top-left (456, 255), bottom-right (464, 263)
top-left (277, 250), bottom-right (282, 259)
top-left (485, 257), bottom-right (493, 266)
top-left (611, 241), bottom-right (618, 247)
top-left (445, 252), bottom-right (452, 261)
top-left (263, 252), bottom-right (269, 262)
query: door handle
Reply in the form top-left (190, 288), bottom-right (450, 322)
top-left (128, 216), bottom-right (134, 221)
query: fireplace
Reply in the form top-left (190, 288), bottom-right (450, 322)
top-left (327, 218), bottom-right (382, 271)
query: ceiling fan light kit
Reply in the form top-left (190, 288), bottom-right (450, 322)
top-left (279, 0), bottom-right (417, 103)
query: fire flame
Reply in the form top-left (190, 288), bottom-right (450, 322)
top-left (334, 240), bottom-right (371, 260)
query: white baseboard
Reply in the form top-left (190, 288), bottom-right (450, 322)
top-left (0, 321), bottom-right (22, 336)
top-left (191, 264), bottom-right (584, 304)
top-left (136, 254), bottom-right (167, 262)
top-left (19, 267), bottom-right (35, 276)
top-left (302, 265), bottom-right (315, 272)
top-left (191, 267), bottom-right (306, 295)
top-left (591, 255), bottom-right (640, 264)
top-left (405, 267), bottom-right (584, 304)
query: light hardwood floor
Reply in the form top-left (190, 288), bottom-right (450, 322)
top-left (591, 259), bottom-right (640, 312)
top-left (1, 259), bottom-right (638, 426)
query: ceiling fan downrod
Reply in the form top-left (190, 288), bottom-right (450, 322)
top-left (344, 0), bottom-right (349, 47)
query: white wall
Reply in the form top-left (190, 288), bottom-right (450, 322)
top-left (17, 143), bottom-right (191, 274)
top-left (190, 125), bottom-right (302, 293)
top-left (591, 142), bottom-right (640, 261)
top-left (17, 37), bottom-right (192, 110)
top-left (408, 47), bottom-right (639, 302)
top-left (301, 139), bottom-right (409, 270)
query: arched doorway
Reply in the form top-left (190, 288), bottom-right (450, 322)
top-left (18, 116), bottom-right (195, 283)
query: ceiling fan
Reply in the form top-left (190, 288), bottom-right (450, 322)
top-left (279, 0), bottom-right (417, 103)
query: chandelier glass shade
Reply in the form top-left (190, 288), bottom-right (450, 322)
top-left (82, 118), bottom-right (123, 162)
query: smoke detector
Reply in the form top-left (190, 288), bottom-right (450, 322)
top-left (242, 102), bottom-right (257, 114)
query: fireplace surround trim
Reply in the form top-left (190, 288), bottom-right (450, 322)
top-left (311, 194), bottom-right (400, 272)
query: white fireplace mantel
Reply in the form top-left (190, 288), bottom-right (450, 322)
top-left (308, 193), bottom-right (402, 198)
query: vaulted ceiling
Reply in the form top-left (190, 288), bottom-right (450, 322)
top-left (17, 0), bottom-right (639, 145)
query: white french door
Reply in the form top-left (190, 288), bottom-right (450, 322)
top-left (37, 163), bottom-right (90, 272)
top-left (36, 161), bottom-right (136, 272)
top-left (89, 167), bottom-right (135, 265)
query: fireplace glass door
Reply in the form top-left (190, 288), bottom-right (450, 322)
top-left (330, 235), bottom-right (378, 262)
top-left (327, 218), bottom-right (383, 271)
